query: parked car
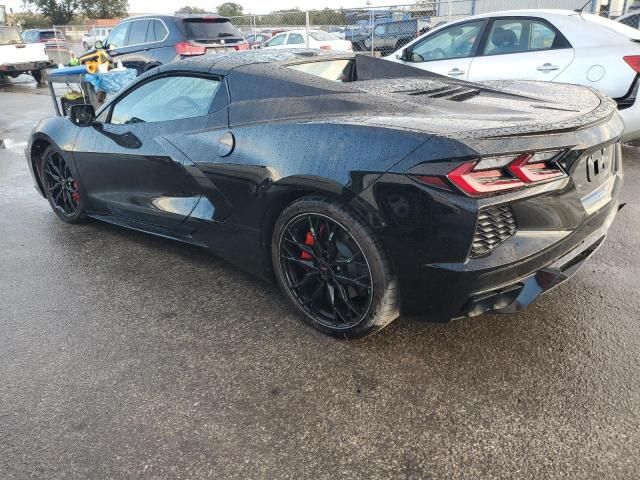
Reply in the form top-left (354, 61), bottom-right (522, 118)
top-left (387, 9), bottom-right (640, 141)
top-left (94, 14), bottom-right (249, 75)
top-left (22, 29), bottom-right (66, 44)
top-left (245, 33), bottom-right (270, 49)
top-left (81, 27), bottom-right (112, 50)
top-left (0, 26), bottom-right (52, 84)
top-left (364, 18), bottom-right (426, 55)
top-left (27, 50), bottom-right (623, 338)
top-left (263, 30), bottom-right (352, 52)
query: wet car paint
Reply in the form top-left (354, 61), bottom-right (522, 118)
top-left (26, 50), bottom-right (624, 321)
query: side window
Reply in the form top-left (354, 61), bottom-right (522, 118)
top-left (287, 33), bottom-right (304, 45)
top-left (266, 33), bottom-right (286, 47)
top-left (126, 19), bottom-right (150, 46)
top-left (410, 20), bottom-right (484, 62)
top-left (106, 22), bottom-right (129, 48)
top-left (153, 20), bottom-right (168, 42)
top-left (374, 25), bottom-right (385, 36)
top-left (483, 18), bottom-right (566, 56)
top-left (110, 76), bottom-right (221, 125)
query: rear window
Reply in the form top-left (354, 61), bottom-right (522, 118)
top-left (309, 31), bottom-right (336, 42)
top-left (39, 31), bottom-right (60, 40)
top-left (0, 27), bottom-right (22, 45)
top-left (184, 19), bottom-right (242, 41)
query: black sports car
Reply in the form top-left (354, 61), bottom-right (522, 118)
top-left (27, 50), bottom-right (624, 338)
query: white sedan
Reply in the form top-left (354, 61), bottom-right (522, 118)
top-left (387, 9), bottom-right (640, 141)
top-left (262, 29), bottom-right (353, 52)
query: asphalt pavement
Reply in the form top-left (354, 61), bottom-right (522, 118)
top-left (1, 75), bottom-right (639, 479)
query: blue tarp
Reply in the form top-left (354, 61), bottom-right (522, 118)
top-left (84, 69), bottom-right (137, 94)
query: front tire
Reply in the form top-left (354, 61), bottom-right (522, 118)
top-left (40, 145), bottom-right (87, 224)
top-left (272, 197), bottom-right (400, 338)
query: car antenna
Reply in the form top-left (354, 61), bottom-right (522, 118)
top-left (574, 0), bottom-right (591, 14)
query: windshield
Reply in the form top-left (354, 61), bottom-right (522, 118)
top-left (309, 31), bottom-right (336, 42)
top-left (0, 27), bottom-right (23, 45)
top-left (184, 19), bottom-right (243, 41)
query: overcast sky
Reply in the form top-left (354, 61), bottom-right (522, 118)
top-left (4, 0), bottom-right (399, 15)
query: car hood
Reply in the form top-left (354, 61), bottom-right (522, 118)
top-left (341, 77), bottom-right (618, 139)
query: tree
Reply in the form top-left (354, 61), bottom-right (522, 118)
top-left (80, 0), bottom-right (128, 19)
top-left (22, 0), bottom-right (79, 25)
top-left (13, 11), bottom-right (51, 29)
top-left (176, 6), bottom-right (210, 14)
top-left (216, 2), bottom-right (243, 17)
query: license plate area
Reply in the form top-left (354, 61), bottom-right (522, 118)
top-left (572, 144), bottom-right (616, 197)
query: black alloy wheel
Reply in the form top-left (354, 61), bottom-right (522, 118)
top-left (273, 197), bottom-right (400, 338)
top-left (41, 146), bottom-right (86, 223)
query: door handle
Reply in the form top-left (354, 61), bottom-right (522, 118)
top-left (447, 68), bottom-right (465, 76)
top-left (536, 63), bottom-right (560, 72)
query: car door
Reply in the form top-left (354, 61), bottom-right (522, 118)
top-left (72, 73), bottom-right (224, 228)
top-left (395, 20), bottom-right (487, 79)
top-left (467, 17), bottom-right (574, 82)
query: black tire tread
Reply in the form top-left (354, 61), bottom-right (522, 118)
top-left (40, 145), bottom-right (88, 224)
top-left (272, 195), bottom-right (400, 339)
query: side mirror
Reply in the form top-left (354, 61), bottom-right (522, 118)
top-left (401, 46), bottom-right (412, 61)
top-left (94, 40), bottom-right (104, 50)
top-left (68, 104), bottom-right (96, 126)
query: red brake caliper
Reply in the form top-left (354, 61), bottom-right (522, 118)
top-left (301, 231), bottom-right (314, 259)
top-left (71, 181), bottom-right (80, 203)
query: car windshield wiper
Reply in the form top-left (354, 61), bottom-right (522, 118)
top-left (218, 33), bottom-right (236, 38)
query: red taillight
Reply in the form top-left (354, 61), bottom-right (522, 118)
top-left (447, 161), bottom-right (525, 196)
top-left (319, 45), bottom-right (332, 51)
top-left (508, 153), bottom-right (565, 183)
top-left (439, 151), bottom-right (566, 197)
top-left (175, 41), bottom-right (206, 56)
top-left (234, 42), bottom-right (249, 51)
top-left (624, 55), bottom-right (640, 73)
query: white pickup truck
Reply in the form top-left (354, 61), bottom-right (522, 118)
top-left (0, 26), bottom-right (52, 84)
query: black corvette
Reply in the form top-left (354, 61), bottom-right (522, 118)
top-left (27, 50), bottom-right (623, 338)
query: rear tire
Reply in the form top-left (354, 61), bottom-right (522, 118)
top-left (40, 145), bottom-right (87, 224)
top-left (272, 196), bottom-right (400, 338)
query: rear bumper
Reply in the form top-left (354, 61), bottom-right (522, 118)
top-left (399, 187), bottom-right (622, 321)
top-left (462, 201), bottom-right (619, 318)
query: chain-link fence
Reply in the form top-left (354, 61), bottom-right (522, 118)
top-left (227, 1), bottom-right (635, 56)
